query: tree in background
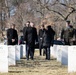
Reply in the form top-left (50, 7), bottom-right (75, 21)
top-left (0, 0), bottom-right (76, 38)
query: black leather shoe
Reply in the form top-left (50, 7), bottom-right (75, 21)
top-left (26, 58), bottom-right (29, 60)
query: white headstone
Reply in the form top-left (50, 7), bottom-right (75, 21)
top-left (68, 46), bottom-right (76, 72)
top-left (0, 45), bottom-right (8, 73)
top-left (57, 45), bottom-right (62, 62)
top-left (20, 45), bottom-right (26, 58)
top-left (61, 46), bottom-right (68, 65)
top-left (15, 45), bottom-right (20, 61)
top-left (22, 45), bottom-right (26, 57)
top-left (0, 43), bottom-right (4, 45)
top-left (50, 45), bottom-right (57, 58)
top-left (50, 46), bottom-right (53, 56)
top-left (20, 45), bottom-right (23, 58)
top-left (8, 46), bottom-right (16, 66)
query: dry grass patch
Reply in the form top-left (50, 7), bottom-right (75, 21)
top-left (0, 50), bottom-right (76, 75)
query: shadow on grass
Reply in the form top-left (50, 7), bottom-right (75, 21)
top-left (9, 71), bottom-right (23, 73)
top-left (51, 58), bottom-right (56, 60)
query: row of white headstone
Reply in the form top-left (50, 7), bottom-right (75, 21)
top-left (50, 45), bottom-right (76, 73)
top-left (0, 44), bottom-right (76, 73)
top-left (0, 45), bottom-right (26, 73)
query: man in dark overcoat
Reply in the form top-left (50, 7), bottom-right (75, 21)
top-left (38, 25), bottom-right (45, 56)
top-left (7, 24), bottom-right (18, 45)
top-left (30, 22), bottom-right (38, 57)
top-left (42, 25), bottom-right (55, 60)
top-left (24, 22), bottom-right (38, 60)
top-left (22, 21), bottom-right (30, 58)
top-left (23, 21), bottom-right (30, 39)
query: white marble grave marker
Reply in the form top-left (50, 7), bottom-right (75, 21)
top-left (20, 45), bottom-right (23, 58)
top-left (15, 45), bottom-right (20, 61)
top-left (50, 45), bottom-right (57, 58)
top-left (20, 45), bottom-right (26, 58)
top-left (22, 45), bottom-right (26, 57)
top-left (68, 46), bottom-right (76, 72)
top-left (8, 46), bottom-right (16, 66)
top-left (57, 45), bottom-right (63, 62)
top-left (61, 46), bottom-right (68, 65)
top-left (50, 46), bottom-right (53, 56)
top-left (0, 45), bottom-right (8, 73)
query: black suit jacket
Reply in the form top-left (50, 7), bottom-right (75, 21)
top-left (7, 28), bottom-right (18, 45)
top-left (24, 27), bottom-right (38, 47)
top-left (38, 29), bottom-right (45, 47)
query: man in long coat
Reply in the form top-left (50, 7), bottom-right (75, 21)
top-left (30, 22), bottom-right (38, 57)
top-left (7, 24), bottom-right (18, 45)
top-left (38, 25), bottom-right (45, 56)
top-left (23, 21), bottom-right (30, 39)
top-left (24, 22), bottom-right (38, 60)
top-left (42, 25), bottom-right (55, 60)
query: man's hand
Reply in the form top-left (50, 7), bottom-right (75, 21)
top-left (35, 42), bottom-right (38, 45)
top-left (12, 39), bottom-right (15, 42)
top-left (61, 39), bottom-right (64, 41)
top-left (70, 38), bottom-right (75, 42)
top-left (40, 38), bottom-right (42, 40)
top-left (24, 41), bottom-right (26, 44)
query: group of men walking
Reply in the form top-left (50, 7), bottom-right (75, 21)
top-left (38, 25), bottom-right (55, 57)
top-left (7, 21), bottom-right (55, 60)
top-left (6, 20), bottom-right (76, 60)
top-left (23, 21), bottom-right (55, 60)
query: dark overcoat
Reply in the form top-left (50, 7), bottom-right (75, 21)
top-left (38, 29), bottom-right (45, 47)
top-left (7, 28), bottom-right (18, 45)
top-left (42, 26), bottom-right (55, 47)
top-left (24, 27), bottom-right (38, 47)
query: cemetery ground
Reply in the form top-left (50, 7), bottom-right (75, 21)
top-left (0, 50), bottom-right (76, 75)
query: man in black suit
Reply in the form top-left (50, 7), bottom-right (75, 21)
top-left (7, 24), bottom-right (18, 45)
top-left (24, 22), bottom-right (38, 60)
top-left (42, 25), bottom-right (55, 60)
top-left (23, 21), bottom-right (30, 39)
top-left (30, 22), bottom-right (38, 57)
top-left (23, 21), bottom-right (30, 58)
top-left (38, 25), bottom-right (45, 56)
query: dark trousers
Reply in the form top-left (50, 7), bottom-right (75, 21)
top-left (32, 47), bottom-right (35, 57)
top-left (39, 39), bottom-right (43, 56)
top-left (44, 46), bottom-right (50, 60)
top-left (39, 45), bottom-right (46, 56)
top-left (26, 44), bottom-right (27, 56)
top-left (64, 39), bottom-right (70, 45)
top-left (26, 45), bottom-right (34, 60)
top-left (39, 45), bottom-right (42, 55)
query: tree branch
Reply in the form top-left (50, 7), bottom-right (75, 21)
top-left (36, 10), bottom-right (44, 17)
top-left (65, 8), bottom-right (76, 20)
top-left (46, 6), bottom-right (65, 20)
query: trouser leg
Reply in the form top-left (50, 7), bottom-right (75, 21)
top-left (26, 45), bottom-right (30, 60)
top-left (32, 47), bottom-right (35, 57)
top-left (40, 48), bottom-right (42, 55)
top-left (26, 44), bottom-right (27, 56)
top-left (43, 47), bottom-right (47, 59)
top-left (39, 46), bottom-right (42, 55)
top-left (43, 48), bottom-right (46, 56)
top-left (46, 48), bottom-right (48, 59)
top-left (46, 47), bottom-right (50, 60)
top-left (64, 39), bottom-right (70, 45)
top-left (30, 47), bottom-right (34, 60)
